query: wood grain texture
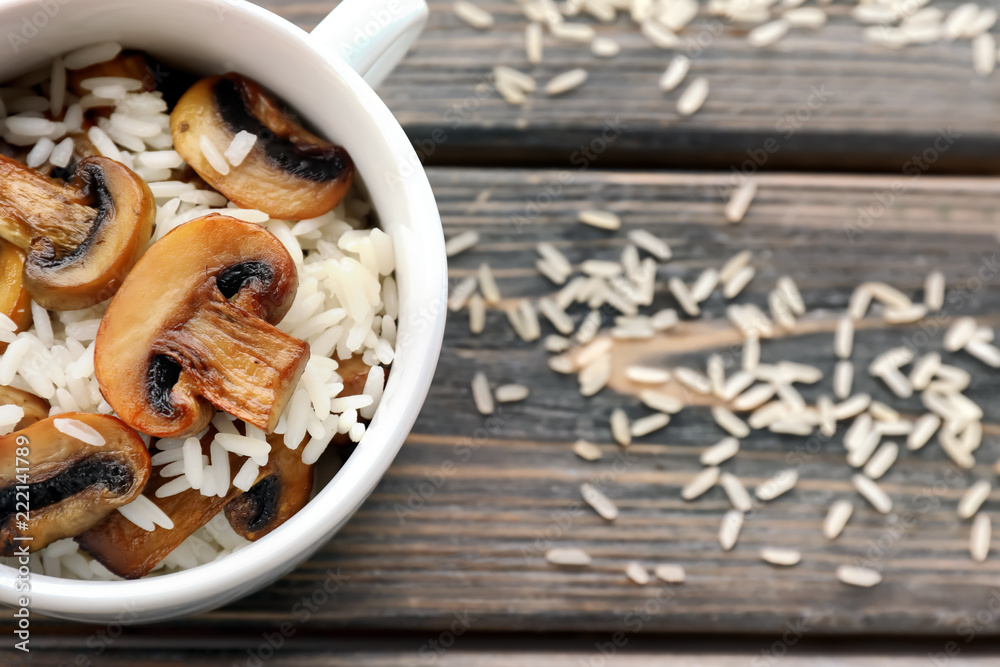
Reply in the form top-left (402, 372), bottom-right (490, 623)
top-left (25, 167), bottom-right (1000, 640)
top-left (251, 0), bottom-right (1000, 172)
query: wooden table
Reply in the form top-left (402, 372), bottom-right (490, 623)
top-left (12, 0), bottom-right (1000, 664)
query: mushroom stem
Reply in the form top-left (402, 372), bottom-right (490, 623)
top-left (161, 293), bottom-right (308, 433)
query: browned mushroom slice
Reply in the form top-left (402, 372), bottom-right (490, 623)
top-left (0, 386), bottom-right (49, 430)
top-left (0, 413), bottom-right (149, 555)
top-left (75, 428), bottom-right (243, 579)
top-left (79, 429), bottom-right (307, 578)
top-left (0, 155), bottom-right (155, 311)
top-left (0, 240), bottom-right (31, 351)
top-left (94, 214), bottom-right (309, 439)
top-left (170, 73), bottom-right (353, 220)
top-left (225, 434), bottom-right (313, 541)
top-left (67, 52), bottom-right (159, 99)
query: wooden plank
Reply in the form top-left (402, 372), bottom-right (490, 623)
top-left (251, 0), bottom-right (1000, 172)
top-left (26, 167), bottom-right (1000, 637)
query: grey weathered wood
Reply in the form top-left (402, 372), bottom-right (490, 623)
top-left (25, 168), bottom-right (1000, 638)
top-left (253, 0), bottom-right (1000, 171)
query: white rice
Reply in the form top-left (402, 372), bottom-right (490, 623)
top-left (630, 412), bottom-right (670, 437)
top-left (445, 230), bottom-right (480, 257)
top-left (573, 439), bottom-right (603, 461)
top-left (681, 466), bottom-right (720, 500)
top-left (837, 565), bottom-right (882, 587)
top-left (971, 514), bottom-right (991, 562)
top-left (53, 418), bottom-right (105, 447)
top-left (526, 23), bottom-right (544, 64)
top-left (625, 366), bottom-right (671, 384)
top-left (733, 384), bottom-right (777, 412)
top-left (823, 499), bottom-right (854, 540)
top-left (546, 69), bottom-right (589, 96)
top-left (63, 42), bottom-right (122, 70)
top-left (755, 469), bottom-right (798, 501)
top-left (719, 510), bottom-right (744, 551)
top-left (958, 480), bottom-right (992, 519)
top-left (118, 495), bottom-right (174, 531)
top-left (907, 413), bottom-right (941, 451)
top-left (690, 268), bottom-right (720, 303)
top-left (760, 548), bottom-right (801, 566)
top-left (546, 547), bottom-right (592, 566)
top-left (495, 383), bottom-right (529, 403)
top-left (712, 407), bottom-right (750, 438)
top-left (725, 182), bottom-right (757, 224)
top-left (654, 563), bottom-right (686, 584)
top-left (924, 271), bottom-right (945, 311)
top-left (676, 77), bottom-right (709, 116)
top-left (471, 371), bottom-right (494, 415)
top-left (748, 19), bottom-right (790, 47)
top-left (701, 437), bottom-right (740, 466)
top-left (668, 277), bottom-right (699, 317)
top-left (833, 393), bottom-right (872, 420)
top-left (624, 561), bottom-right (650, 585)
top-left (581, 483), bottom-right (618, 520)
top-left (638, 389), bottom-right (684, 414)
top-left (973, 34), bottom-right (997, 75)
top-left (610, 408), bottom-right (631, 446)
top-left (578, 209), bottom-right (620, 230)
top-left (627, 229), bottom-right (671, 261)
top-left (454, 1), bottom-right (495, 29)
top-left (863, 441), bottom-right (898, 480)
top-left (478, 263), bottom-right (501, 304)
top-left (853, 474), bottom-right (892, 514)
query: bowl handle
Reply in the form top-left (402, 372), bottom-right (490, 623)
top-left (309, 0), bottom-right (428, 88)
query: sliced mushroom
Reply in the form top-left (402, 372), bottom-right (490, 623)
top-left (225, 434), bottom-right (313, 541)
top-left (75, 428), bottom-right (242, 579)
top-left (0, 155), bottom-right (155, 310)
top-left (170, 73), bottom-right (353, 220)
top-left (94, 214), bottom-right (309, 439)
top-left (0, 240), bottom-right (31, 350)
top-left (0, 386), bottom-right (49, 430)
top-left (0, 413), bottom-right (149, 555)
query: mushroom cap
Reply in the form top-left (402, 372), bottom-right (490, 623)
top-left (0, 385), bottom-right (49, 430)
top-left (0, 413), bottom-right (150, 554)
top-left (170, 73), bottom-right (353, 220)
top-left (95, 214), bottom-right (307, 438)
top-left (0, 240), bottom-right (31, 350)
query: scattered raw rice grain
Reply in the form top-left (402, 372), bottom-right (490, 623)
top-left (579, 354), bottom-right (611, 396)
top-left (853, 474), bottom-right (892, 514)
top-left (973, 33), bottom-right (997, 75)
top-left (945, 317), bottom-right (978, 352)
top-left (675, 367), bottom-right (712, 394)
top-left (676, 77), bottom-right (709, 116)
top-left (971, 514), bottom-right (992, 562)
top-left (885, 303), bottom-right (928, 324)
top-left (723, 266), bottom-right (755, 299)
top-left (454, 1), bottom-right (495, 29)
top-left (925, 271), bottom-right (945, 311)
top-left (199, 134), bottom-right (230, 175)
top-left (748, 19), bottom-right (790, 47)
top-left (573, 439), bottom-right (603, 461)
top-left (496, 79), bottom-right (526, 105)
top-left (760, 548), bottom-right (801, 566)
top-left (835, 316), bottom-right (854, 359)
top-left (639, 389), bottom-right (684, 414)
top-left (448, 275), bottom-right (478, 311)
top-left (538, 297), bottom-right (575, 334)
top-left (941, 427), bottom-right (977, 470)
top-left (654, 564), bottom-right (686, 583)
top-left (625, 561), bottom-right (650, 584)
top-left (690, 268), bottom-right (720, 303)
top-left (848, 284), bottom-right (873, 320)
top-left (682, 466), bottom-right (720, 501)
top-left (581, 482), bottom-right (619, 520)
top-left (552, 22), bottom-right (596, 42)
top-left (733, 384), bottom-right (777, 411)
top-left (837, 565), bottom-right (882, 587)
top-left (907, 413), bottom-right (941, 450)
top-left (783, 6), bottom-right (827, 27)
top-left (537, 258), bottom-right (569, 285)
top-left (668, 278), bottom-right (700, 317)
top-left (879, 367), bottom-right (914, 399)
top-left (651, 309), bottom-right (679, 331)
top-left (719, 510), bottom-right (744, 551)
top-left (818, 395), bottom-right (836, 436)
top-left (910, 353), bottom-right (941, 390)
top-left (755, 469), bottom-right (798, 501)
top-left (546, 68), bottom-right (589, 96)
top-left (630, 412), bottom-right (671, 437)
top-left (472, 371), bottom-right (494, 415)
top-left (844, 413), bottom-right (874, 452)
top-left (974, 326), bottom-right (994, 343)
top-left (625, 366), bottom-right (671, 384)
top-left (592, 36), bottom-right (621, 58)
top-left (742, 334), bottom-right (760, 373)
top-left (641, 19), bottom-right (679, 48)
top-left (712, 407), bottom-right (750, 438)
top-left (864, 441), bottom-right (898, 480)
top-left (707, 354), bottom-right (725, 396)
top-left (959, 480), bottom-right (992, 519)
top-left (725, 182), bottom-right (757, 224)
top-left (769, 419), bottom-right (813, 436)
top-left (445, 230), bottom-right (480, 257)
top-left (869, 401), bottom-right (900, 423)
top-left (578, 208), bottom-right (620, 230)
top-left (701, 437), bottom-right (740, 466)
top-left (966, 340), bottom-right (1000, 367)
top-left (494, 66), bottom-right (537, 93)
top-left (54, 418), bottom-right (105, 447)
top-left (495, 384), bottom-right (530, 403)
top-left (962, 420), bottom-right (983, 452)
top-left (875, 420), bottom-right (913, 437)
top-left (468, 294), bottom-right (486, 334)
top-left (611, 408), bottom-right (632, 446)
top-left (627, 229), bottom-right (671, 261)
top-left (824, 499), bottom-right (854, 539)
top-left (770, 291), bottom-right (795, 329)
top-left (526, 23), bottom-right (544, 64)
top-left (518, 299), bottom-right (541, 341)
top-left (722, 371), bottom-right (755, 401)
top-left (719, 251), bottom-right (752, 283)
top-left (719, 472), bottom-right (753, 512)
top-left (659, 55), bottom-right (691, 92)
top-left (546, 547), bottom-right (592, 566)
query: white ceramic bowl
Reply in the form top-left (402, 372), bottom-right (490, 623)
top-left (0, 0), bottom-right (446, 623)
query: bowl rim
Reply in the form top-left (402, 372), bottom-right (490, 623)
top-left (0, 0), bottom-right (446, 622)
